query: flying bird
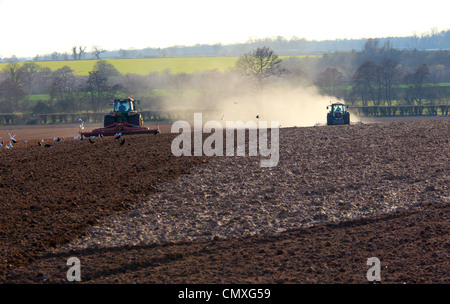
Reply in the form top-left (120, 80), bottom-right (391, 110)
top-left (256, 115), bottom-right (260, 119)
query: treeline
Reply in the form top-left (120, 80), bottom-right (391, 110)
top-left (2, 29), bottom-right (450, 62)
top-left (0, 61), bottom-right (123, 114)
top-left (0, 44), bottom-right (449, 118)
top-left (310, 40), bottom-right (450, 106)
top-left (0, 60), bottom-right (247, 115)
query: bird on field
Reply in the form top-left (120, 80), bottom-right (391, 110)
top-left (81, 135), bottom-right (85, 140)
top-left (38, 142), bottom-right (42, 147)
top-left (115, 133), bottom-right (121, 140)
top-left (120, 138), bottom-right (126, 146)
top-left (89, 138), bottom-right (94, 144)
top-left (44, 144), bottom-right (51, 148)
top-left (8, 133), bottom-right (17, 144)
top-left (154, 129), bottom-right (160, 135)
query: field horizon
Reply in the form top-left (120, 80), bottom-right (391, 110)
top-left (0, 55), bottom-right (322, 76)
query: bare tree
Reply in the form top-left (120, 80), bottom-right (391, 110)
top-left (50, 66), bottom-right (79, 112)
top-left (71, 46), bottom-right (87, 60)
top-left (315, 67), bottom-right (346, 96)
top-left (20, 62), bottom-right (40, 94)
top-left (379, 58), bottom-right (402, 105)
top-left (93, 60), bottom-right (120, 79)
top-left (0, 79), bottom-right (26, 112)
top-left (363, 38), bottom-right (379, 56)
top-left (85, 70), bottom-right (121, 112)
top-left (351, 60), bottom-right (379, 106)
top-left (72, 46), bottom-right (78, 60)
top-left (1, 62), bottom-right (23, 86)
top-left (404, 64), bottom-right (430, 105)
top-left (92, 46), bottom-right (106, 59)
top-left (234, 46), bottom-right (286, 86)
top-left (78, 46), bottom-right (86, 60)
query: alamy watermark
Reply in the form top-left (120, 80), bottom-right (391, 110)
top-left (366, 257), bottom-right (381, 282)
top-left (171, 113), bottom-right (280, 167)
top-left (66, 257), bottom-right (81, 282)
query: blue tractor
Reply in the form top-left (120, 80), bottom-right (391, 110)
top-left (327, 103), bottom-right (350, 125)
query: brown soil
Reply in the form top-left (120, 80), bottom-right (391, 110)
top-left (0, 118), bottom-right (448, 285)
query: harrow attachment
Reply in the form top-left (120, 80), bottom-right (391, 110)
top-left (80, 123), bottom-right (160, 137)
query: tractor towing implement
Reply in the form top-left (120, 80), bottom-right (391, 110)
top-left (80, 97), bottom-right (160, 137)
top-left (327, 102), bottom-right (350, 125)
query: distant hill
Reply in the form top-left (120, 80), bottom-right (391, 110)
top-left (3, 29), bottom-right (449, 62)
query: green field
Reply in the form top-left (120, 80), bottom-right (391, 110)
top-left (0, 55), bottom-right (320, 76)
top-left (0, 57), bottom-right (240, 76)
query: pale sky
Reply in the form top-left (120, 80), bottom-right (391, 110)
top-left (0, 0), bottom-right (448, 58)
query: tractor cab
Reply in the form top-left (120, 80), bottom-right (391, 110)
top-left (103, 97), bottom-right (143, 127)
top-left (113, 98), bottom-right (138, 113)
top-left (331, 104), bottom-right (345, 118)
top-left (327, 102), bottom-right (350, 125)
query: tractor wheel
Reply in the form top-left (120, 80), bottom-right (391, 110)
top-left (128, 114), bottom-right (142, 126)
top-left (344, 113), bottom-right (350, 125)
top-left (104, 115), bottom-right (115, 127)
top-left (327, 114), bottom-right (333, 125)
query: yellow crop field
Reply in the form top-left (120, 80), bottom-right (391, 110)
top-left (0, 55), bottom-right (320, 76)
top-left (0, 57), bottom-right (240, 76)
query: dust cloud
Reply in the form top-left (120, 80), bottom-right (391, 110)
top-left (210, 85), bottom-right (342, 127)
top-left (157, 75), bottom-right (345, 127)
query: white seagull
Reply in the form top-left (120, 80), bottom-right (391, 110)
top-left (8, 133), bottom-right (17, 144)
